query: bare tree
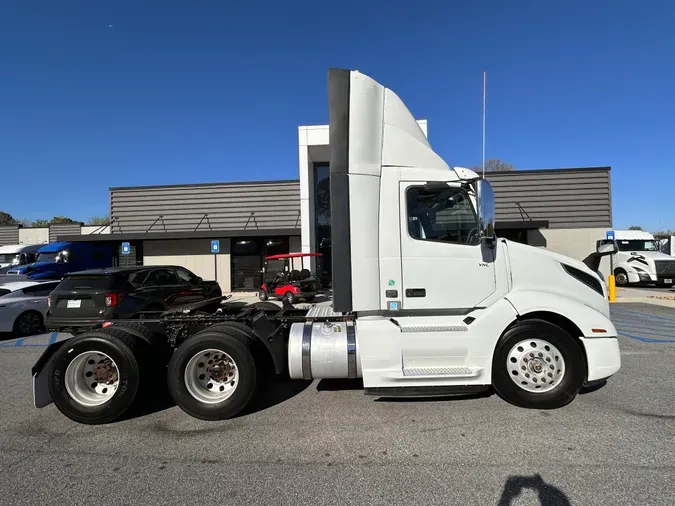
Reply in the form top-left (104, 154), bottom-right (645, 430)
top-left (471, 159), bottom-right (515, 172)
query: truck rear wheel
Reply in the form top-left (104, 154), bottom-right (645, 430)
top-left (48, 328), bottom-right (149, 424)
top-left (167, 329), bottom-right (258, 421)
top-left (492, 319), bottom-right (586, 409)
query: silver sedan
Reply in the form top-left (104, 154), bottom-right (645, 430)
top-left (0, 280), bottom-right (61, 336)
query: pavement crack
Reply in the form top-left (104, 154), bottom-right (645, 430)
top-left (0, 422), bottom-right (80, 473)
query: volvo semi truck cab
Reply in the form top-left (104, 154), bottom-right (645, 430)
top-left (601, 230), bottom-right (675, 287)
top-left (33, 68), bottom-right (621, 424)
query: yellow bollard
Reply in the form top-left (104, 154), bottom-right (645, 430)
top-left (608, 275), bottom-right (616, 302)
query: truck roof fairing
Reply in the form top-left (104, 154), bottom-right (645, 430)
top-left (328, 68), bottom-right (458, 313)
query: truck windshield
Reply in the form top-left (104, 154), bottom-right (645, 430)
top-left (617, 240), bottom-right (659, 252)
top-left (35, 252), bottom-right (58, 263)
top-left (0, 254), bottom-right (18, 264)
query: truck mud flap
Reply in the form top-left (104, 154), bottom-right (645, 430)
top-left (32, 340), bottom-right (68, 408)
top-left (251, 312), bottom-right (287, 375)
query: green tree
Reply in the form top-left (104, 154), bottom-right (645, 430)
top-left (0, 211), bottom-right (18, 225)
top-left (31, 219), bottom-right (49, 228)
top-left (471, 159), bottom-right (516, 172)
top-left (628, 225), bottom-right (643, 230)
top-left (49, 216), bottom-right (76, 224)
top-left (87, 215), bottom-right (110, 226)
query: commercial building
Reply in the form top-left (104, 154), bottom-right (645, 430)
top-left (1, 120), bottom-right (612, 291)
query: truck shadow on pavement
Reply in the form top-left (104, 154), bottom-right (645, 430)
top-left (126, 377), bottom-right (313, 422)
top-left (497, 474), bottom-right (571, 506)
top-left (241, 378), bottom-right (312, 416)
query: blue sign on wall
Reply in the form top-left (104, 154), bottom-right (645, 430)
top-left (121, 242), bottom-right (131, 255)
top-left (606, 231), bottom-right (615, 241)
top-left (211, 240), bottom-right (220, 254)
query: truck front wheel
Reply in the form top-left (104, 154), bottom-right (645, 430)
top-left (492, 319), bottom-right (586, 409)
top-left (614, 269), bottom-right (629, 286)
top-left (167, 330), bottom-right (258, 421)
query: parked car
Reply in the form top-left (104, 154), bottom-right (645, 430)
top-left (0, 280), bottom-right (60, 336)
top-left (6, 241), bottom-right (114, 280)
top-left (45, 266), bottom-right (222, 332)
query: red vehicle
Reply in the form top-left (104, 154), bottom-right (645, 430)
top-left (259, 253), bottom-right (322, 304)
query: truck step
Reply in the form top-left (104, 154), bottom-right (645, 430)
top-left (398, 324), bottom-right (467, 333)
top-left (402, 366), bottom-right (479, 378)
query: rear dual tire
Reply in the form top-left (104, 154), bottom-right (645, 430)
top-left (167, 325), bottom-right (259, 421)
top-left (48, 328), bottom-right (156, 424)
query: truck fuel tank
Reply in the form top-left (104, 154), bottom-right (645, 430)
top-left (288, 320), bottom-right (360, 380)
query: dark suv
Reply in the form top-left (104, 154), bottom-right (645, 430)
top-left (45, 266), bottom-right (222, 332)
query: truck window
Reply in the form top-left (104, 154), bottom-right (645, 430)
top-left (406, 186), bottom-right (480, 245)
top-left (617, 240), bottom-right (658, 252)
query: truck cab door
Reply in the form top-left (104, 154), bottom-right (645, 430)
top-left (399, 182), bottom-right (496, 310)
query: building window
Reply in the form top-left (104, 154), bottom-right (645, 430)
top-left (313, 163), bottom-right (331, 285)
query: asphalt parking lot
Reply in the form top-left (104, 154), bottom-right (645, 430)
top-left (0, 303), bottom-right (673, 506)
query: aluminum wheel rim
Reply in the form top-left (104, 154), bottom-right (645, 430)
top-left (184, 349), bottom-right (239, 404)
top-left (18, 313), bottom-right (41, 334)
top-left (65, 351), bottom-right (120, 407)
top-left (615, 272), bottom-right (627, 285)
top-left (507, 339), bottom-right (565, 393)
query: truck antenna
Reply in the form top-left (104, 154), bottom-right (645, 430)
top-left (482, 68), bottom-right (486, 179)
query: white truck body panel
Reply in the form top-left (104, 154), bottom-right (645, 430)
top-left (320, 68), bottom-right (621, 391)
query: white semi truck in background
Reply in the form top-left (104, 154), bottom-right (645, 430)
top-left (32, 69), bottom-right (621, 425)
top-left (601, 230), bottom-right (675, 287)
top-left (0, 244), bottom-right (42, 273)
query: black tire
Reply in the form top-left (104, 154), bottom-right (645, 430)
top-left (614, 269), bottom-right (629, 286)
top-left (258, 290), bottom-right (269, 301)
top-left (283, 291), bottom-right (296, 305)
top-left (108, 321), bottom-right (163, 347)
top-left (492, 319), bottom-right (586, 410)
top-left (304, 295), bottom-right (315, 302)
top-left (109, 321), bottom-right (172, 371)
top-left (167, 328), bottom-right (258, 421)
top-left (48, 328), bottom-right (151, 424)
top-left (13, 310), bottom-right (44, 337)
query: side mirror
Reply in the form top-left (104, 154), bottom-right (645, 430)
top-left (596, 241), bottom-right (617, 256)
top-left (476, 179), bottom-right (496, 243)
top-left (195, 276), bottom-right (203, 284)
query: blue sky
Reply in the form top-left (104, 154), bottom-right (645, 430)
top-left (1, 0), bottom-right (673, 231)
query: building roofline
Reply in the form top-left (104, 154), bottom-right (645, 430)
top-left (109, 179), bottom-right (300, 192)
top-left (486, 166), bottom-right (611, 175)
top-left (57, 228), bottom-right (301, 243)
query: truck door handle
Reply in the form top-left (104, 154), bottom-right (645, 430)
top-left (405, 288), bottom-right (426, 298)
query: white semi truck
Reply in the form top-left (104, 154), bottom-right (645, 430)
top-left (601, 230), bottom-right (675, 287)
top-left (32, 69), bottom-right (621, 425)
top-left (0, 244), bottom-right (42, 272)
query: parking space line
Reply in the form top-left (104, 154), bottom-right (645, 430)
top-left (612, 308), bottom-right (675, 322)
top-left (618, 331), bottom-right (675, 343)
